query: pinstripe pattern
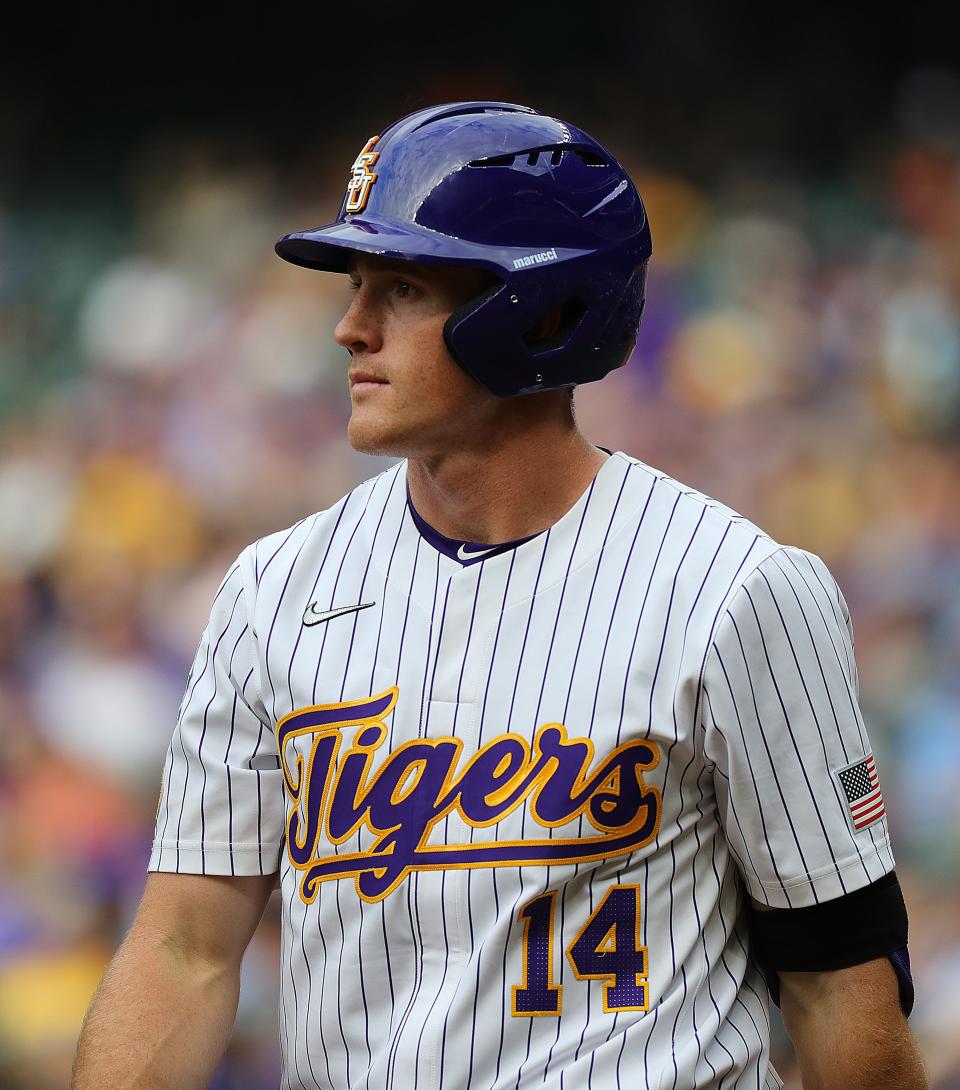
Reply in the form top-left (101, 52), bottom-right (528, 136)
top-left (150, 451), bottom-right (891, 1089)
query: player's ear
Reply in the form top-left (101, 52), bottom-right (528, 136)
top-left (522, 300), bottom-right (590, 358)
top-left (525, 307), bottom-right (564, 342)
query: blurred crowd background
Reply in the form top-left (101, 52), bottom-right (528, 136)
top-left (2, 10), bottom-right (960, 1089)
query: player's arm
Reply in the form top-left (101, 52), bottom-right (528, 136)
top-left (74, 548), bottom-right (284, 1088)
top-left (748, 879), bottom-right (928, 1090)
top-left (72, 869), bottom-right (276, 1090)
top-left (702, 547), bottom-right (929, 1087)
top-left (776, 957), bottom-right (927, 1090)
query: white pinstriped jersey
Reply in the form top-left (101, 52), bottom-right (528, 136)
top-left (151, 451), bottom-right (895, 1090)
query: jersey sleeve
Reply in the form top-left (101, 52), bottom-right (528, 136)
top-left (701, 545), bottom-right (896, 908)
top-left (149, 548), bottom-right (285, 876)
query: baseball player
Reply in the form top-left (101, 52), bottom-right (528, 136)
top-left (73, 102), bottom-right (928, 1089)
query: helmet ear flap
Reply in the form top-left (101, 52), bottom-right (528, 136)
top-left (442, 280), bottom-right (505, 387)
top-left (443, 253), bottom-right (647, 397)
top-left (443, 284), bottom-right (588, 393)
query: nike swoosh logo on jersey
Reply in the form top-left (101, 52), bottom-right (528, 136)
top-left (302, 601), bottom-right (376, 626)
top-left (456, 543), bottom-right (500, 561)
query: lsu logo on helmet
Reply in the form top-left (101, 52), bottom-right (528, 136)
top-left (344, 135), bottom-right (380, 214)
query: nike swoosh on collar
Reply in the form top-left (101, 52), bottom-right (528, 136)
top-left (456, 543), bottom-right (501, 561)
top-left (302, 601), bottom-right (376, 627)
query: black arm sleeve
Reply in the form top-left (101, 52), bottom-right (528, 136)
top-left (747, 871), bottom-right (914, 1014)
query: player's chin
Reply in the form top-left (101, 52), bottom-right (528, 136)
top-left (347, 411), bottom-right (413, 458)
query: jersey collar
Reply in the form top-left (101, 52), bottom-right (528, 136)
top-left (405, 484), bottom-right (541, 566)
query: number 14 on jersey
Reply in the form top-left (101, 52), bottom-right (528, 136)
top-left (512, 885), bottom-right (650, 1017)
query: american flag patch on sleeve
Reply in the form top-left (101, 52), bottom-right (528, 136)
top-left (836, 755), bottom-right (885, 831)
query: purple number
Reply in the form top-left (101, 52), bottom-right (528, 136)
top-left (512, 891), bottom-right (562, 1016)
top-left (566, 885), bottom-right (648, 1012)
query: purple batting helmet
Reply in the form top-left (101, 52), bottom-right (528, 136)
top-left (275, 101), bottom-right (652, 397)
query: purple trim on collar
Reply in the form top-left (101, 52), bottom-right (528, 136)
top-left (406, 486), bottom-right (541, 566)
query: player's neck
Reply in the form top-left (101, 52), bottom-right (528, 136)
top-left (405, 425), bottom-right (609, 545)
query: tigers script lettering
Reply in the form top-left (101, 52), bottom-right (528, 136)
top-left (276, 689), bottom-right (662, 902)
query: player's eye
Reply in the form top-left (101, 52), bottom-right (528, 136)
top-left (394, 280), bottom-right (415, 298)
top-left (348, 278), bottom-right (361, 293)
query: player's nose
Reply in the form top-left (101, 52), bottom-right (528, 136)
top-left (334, 289), bottom-right (383, 355)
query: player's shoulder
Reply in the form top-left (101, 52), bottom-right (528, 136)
top-left (238, 461), bottom-right (405, 594)
top-left (615, 449), bottom-right (773, 543)
top-left (613, 451), bottom-right (839, 612)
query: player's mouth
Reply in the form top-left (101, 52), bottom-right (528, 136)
top-left (349, 369), bottom-right (389, 394)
